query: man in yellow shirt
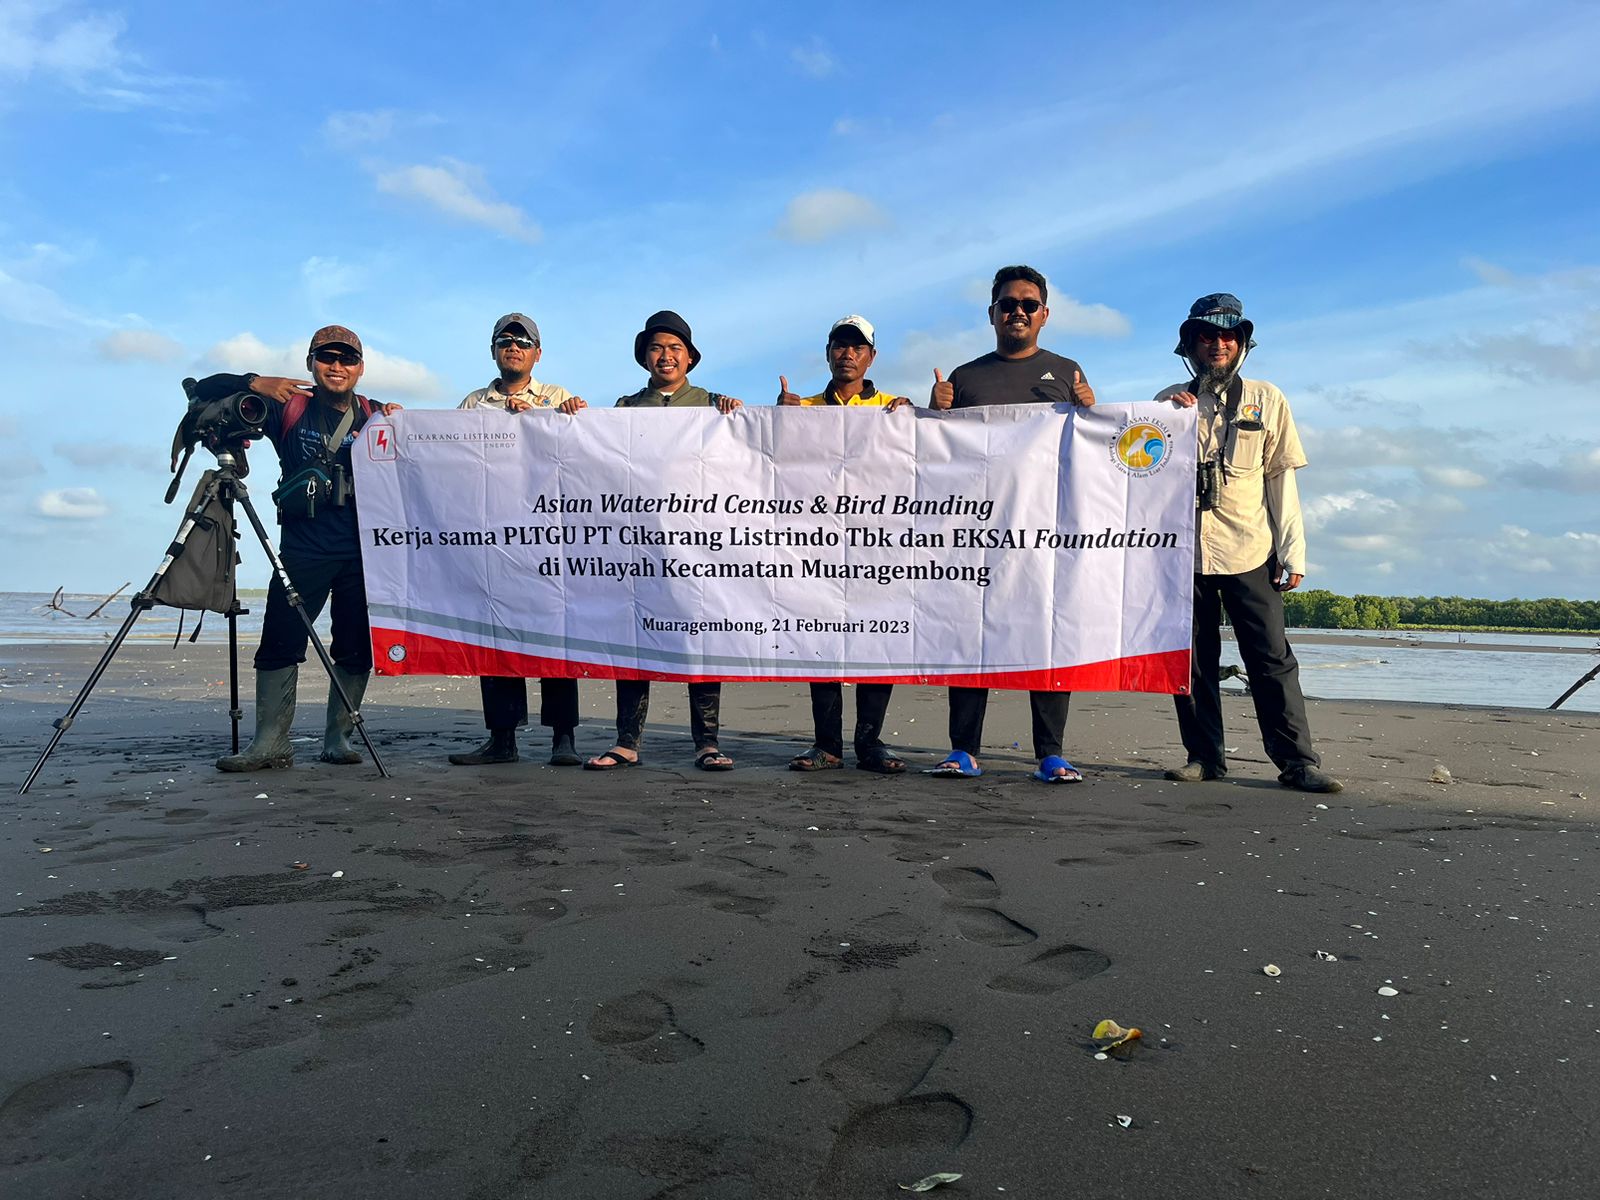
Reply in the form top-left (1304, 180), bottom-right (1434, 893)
top-left (778, 315), bottom-right (910, 773)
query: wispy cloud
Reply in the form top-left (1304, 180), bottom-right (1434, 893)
top-left (1049, 297), bottom-right (1132, 339)
top-left (34, 486), bottom-right (109, 520)
top-left (323, 108), bottom-right (398, 143)
top-left (774, 188), bottom-right (889, 244)
top-left (373, 159), bottom-right (541, 243)
top-left (790, 38), bottom-right (835, 78)
top-left (0, 1), bottom-right (208, 108)
top-left (97, 328), bottom-right (183, 362)
top-left (301, 255), bottom-right (364, 310)
top-left (53, 439), bottom-right (159, 468)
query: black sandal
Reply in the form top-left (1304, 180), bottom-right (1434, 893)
top-left (695, 748), bottom-right (735, 771)
top-left (856, 748), bottom-right (907, 775)
top-left (584, 749), bottom-right (638, 771)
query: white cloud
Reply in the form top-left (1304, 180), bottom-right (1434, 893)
top-left (323, 108), bottom-right (397, 143)
top-left (97, 328), bottom-right (183, 362)
top-left (0, 266), bottom-right (91, 329)
top-left (0, 2), bottom-right (202, 108)
top-left (373, 159), bottom-right (541, 243)
top-left (301, 255), bottom-right (363, 309)
top-left (35, 487), bottom-right (109, 520)
top-left (774, 189), bottom-right (889, 244)
top-left (1048, 296), bottom-right (1132, 338)
top-left (832, 116), bottom-right (862, 137)
top-left (790, 39), bottom-right (836, 78)
top-left (202, 333), bottom-right (442, 400)
top-left (1418, 465), bottom-right (1488, 489)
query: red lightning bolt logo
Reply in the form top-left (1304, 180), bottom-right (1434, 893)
top-left (376, 427), bottom-right (390, 452)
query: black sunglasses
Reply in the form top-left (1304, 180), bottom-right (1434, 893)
top-left (994, 297), bottom-right (1044, 315)
top-left (313, 348), bottom-right (362, 366)
top-left (494, 334), bottom-right (537, 350)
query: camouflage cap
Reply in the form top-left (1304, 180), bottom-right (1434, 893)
top-left (308, 325), bottom-right (363, 356)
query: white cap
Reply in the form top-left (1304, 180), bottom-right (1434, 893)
top-left (828, 314), bottom-right (876, 347)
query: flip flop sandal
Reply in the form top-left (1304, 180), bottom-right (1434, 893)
top-left (857, 748), bottom-right (907, 775)
top-left (789, 747), bottom-right (843, 772)
top-left (926, 750), bottom-right (983, 778)
top-left (695, 749), bottom-right (735, 772)
top-left (1032, 754), bottom-right (1083, 783)
top-left (583, 750), bottom-right (638, 771)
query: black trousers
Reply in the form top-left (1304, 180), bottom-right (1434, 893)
top-left (477, 676), bottom-right (580, 733)
top-left (948, 688), bottom-right (1071, 759)
top-left (255, 552), bottom-right (372, 673)
top-left (613, 680), bottom-right (720, 752)
top-left (1175, 561), bottom-right (1318, 773)
top-left (808, 682), bottom-right (893, 759)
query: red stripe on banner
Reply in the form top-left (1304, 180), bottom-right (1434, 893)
top-left (372, 627), bottom-right (1191, 695)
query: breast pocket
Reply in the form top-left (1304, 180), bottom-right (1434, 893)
top-left (1226, 426), bottom-right (1265, 474)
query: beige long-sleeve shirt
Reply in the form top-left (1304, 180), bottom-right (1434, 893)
top-left (458, 376), bottom-right (575, 411)
top-left (1153, 376), bottom-right (1308, 576)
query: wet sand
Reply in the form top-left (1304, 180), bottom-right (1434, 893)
top-left (2, 643), bottom-right (1598, 1199)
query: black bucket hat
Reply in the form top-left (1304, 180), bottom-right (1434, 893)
top-left (1174, 292), bottom-right (1257, 355)
top-left (633, 310), bottom-right (702, 370)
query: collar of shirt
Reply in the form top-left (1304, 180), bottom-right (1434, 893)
top-left (490, 376), bottom-right (548, 403)
top-left (824, 380), bottom-right (879, 405)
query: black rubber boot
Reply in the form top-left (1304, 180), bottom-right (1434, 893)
top-left (217, 666), bottom-right (298, 772)
top-left (319, 666), bottom-right (369, 765)
top-left (549, 728), bottom-right (580, 766)
top-left (449, 728), bottom-right (518, 765)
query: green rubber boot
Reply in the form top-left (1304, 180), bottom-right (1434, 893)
top-left (318, 666), bottom-right (370, 765)
top-left (217, 666), bottom-right (298, 772)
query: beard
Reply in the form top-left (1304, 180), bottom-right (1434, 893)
top-left (1192, 344), bottom-right (1242, 394)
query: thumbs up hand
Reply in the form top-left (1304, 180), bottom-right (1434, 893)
top-left (1070, 368), bottom-right (1095, 407)
top-left (930, 368), bottom-right (954, 410)
top-left (776, 375), bottom-right (802, 406)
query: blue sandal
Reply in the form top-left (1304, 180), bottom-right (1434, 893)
top-left (927, 750), bottom-right (983, 778)
top-left (1032, 754), bottom-right (1082, 783)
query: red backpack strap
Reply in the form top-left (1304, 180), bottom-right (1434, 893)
top-left (281, 392), bottom-right (310, 436)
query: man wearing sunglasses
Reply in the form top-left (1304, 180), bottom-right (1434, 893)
top-left (209, 325), bottom-right (398, 772)
top-left (1156, 294), bottom-right (1341, 794)
top-left (927, 265), bottom-right (1094, 783)
top-left (450, 313), bottom-right (586, 767)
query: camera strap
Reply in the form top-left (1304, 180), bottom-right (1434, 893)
top-left (1191, 375), bottom-right (1245, 480)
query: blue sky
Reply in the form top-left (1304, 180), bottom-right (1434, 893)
top-left (3, 0), bottom-right (1598, 597)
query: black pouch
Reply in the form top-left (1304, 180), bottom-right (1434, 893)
top-left (272, 464), bottom-right (334, 521)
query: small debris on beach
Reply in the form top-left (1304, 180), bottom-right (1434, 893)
top-left (1263, 964), bottom-right (1282, 977)
top-left (1430, 765), bottom-right (1452, 784)
top-left (1093, 1019), bottom-right (1143, 1053)
top-left (331, 870), bottom-right (344, 879)
top-left (1315, 951), bottom-right (1337, 962)
top-left (254, 793), bottom-right (268, 800)
top-left (291, 862), bottom-right (309, 870)
top-left (1377, 986), bottom-right (1399, 997)
top-left (1116, 1115), bottom-right (1134, 1128)
top-left (899, 1173), bottom-right (963, 1192)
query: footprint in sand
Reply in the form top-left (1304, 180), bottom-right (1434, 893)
top-left (987, 944), bottom-right (1111, 994)
top-left (588, 990), bottom-right (704, 1064)
top-left (1057, 837), bottom-right (1202, 867)
top-left (0, 1062), bottom-right (134, 1166)
top-left (679, 880), bottom-right (775, 917)
top-left (821, 1019), bottom-right (953, 1106)
top-left (931, 867), bottom-right (1037, 947)
top-left (815, 1093), bottom-right (974, 1197)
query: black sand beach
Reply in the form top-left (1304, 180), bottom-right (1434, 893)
top-left (2, 643), bottom-right (1598, 1199)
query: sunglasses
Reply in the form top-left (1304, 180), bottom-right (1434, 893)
top-left (494, 334), bottom-right (537, 350)
top-left (994, 297), bottom-right (1044, 315)
top-left (312, 348), bottom-right (362, 366)
top-left (1193, 326), bottom-right (1239, 343)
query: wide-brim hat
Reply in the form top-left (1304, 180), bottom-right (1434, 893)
top-left (633, 310), bottom-right (702, 370)
top-left (1174, 292), bottom-right (1256, 355)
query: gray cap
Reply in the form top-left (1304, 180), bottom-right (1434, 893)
top-left (493, 312), bottom-right (540, 345)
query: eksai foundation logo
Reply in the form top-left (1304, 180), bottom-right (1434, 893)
top-left (1110, 417), bottom-right (1173, 478)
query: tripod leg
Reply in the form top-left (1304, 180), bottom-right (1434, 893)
top-left (19, 599), bottom-right (153, 794)
top-left (232, 489), bottom-right (389, 778)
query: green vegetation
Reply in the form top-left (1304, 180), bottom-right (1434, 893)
top-left (1284, 590), bottom-right (1600, 634)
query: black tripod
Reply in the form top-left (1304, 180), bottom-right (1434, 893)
top-left (19, 449), bottom-right (388, 793)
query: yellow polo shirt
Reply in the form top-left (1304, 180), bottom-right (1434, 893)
top-left (796, 380), bottom-right (906, 407)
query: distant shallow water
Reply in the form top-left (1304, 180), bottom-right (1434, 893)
top-left (3, 592), bottom-right (1597, 714)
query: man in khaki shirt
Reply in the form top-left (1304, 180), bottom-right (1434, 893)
top-left (1155, 293), bottom-right (1341, 794)
top-left (449, 312), bottom-right (586, 767)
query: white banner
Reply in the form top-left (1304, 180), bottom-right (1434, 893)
top-left (353, 403), bottom-right (1196, 692)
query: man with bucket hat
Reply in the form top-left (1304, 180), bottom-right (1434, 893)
top-left (449, 312), bottom-right (587, 767)
top-left (586, 310), bottom-right (742, 771)
top-left (1156, 293), bottom-right (1342, 794)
